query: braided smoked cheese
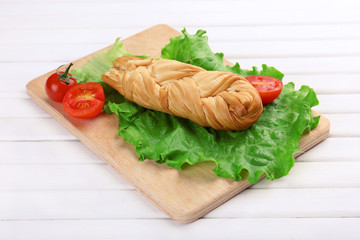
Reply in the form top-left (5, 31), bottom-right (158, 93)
top-left (101, 56), bottom-right (263, 131)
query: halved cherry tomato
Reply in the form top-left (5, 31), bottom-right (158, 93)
top-left (45, 63), bottom-right (77, 102)
top-left (62, 82), bottom-right (105, 119)
top-left (245, 75), bottom-right (283, 104)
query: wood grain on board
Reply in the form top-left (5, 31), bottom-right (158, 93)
top-left (26, 24), bottom-right (330, 223)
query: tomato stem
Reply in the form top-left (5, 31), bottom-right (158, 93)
top-left (57, 63), bottom-right (74, 85)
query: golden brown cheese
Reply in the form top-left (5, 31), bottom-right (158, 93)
top-left (101, 56), bottom-right (263, 131)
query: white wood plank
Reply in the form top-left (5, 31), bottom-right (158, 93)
top-left (1, 138), bottom-right (358, 164)
top-left (0, 141), bottom-right (103, 164)
top-left (4, 0), bottom-right (360, 3)
top-left (1, 0), bottom-right (359, 235)
top-left (251, 162), bottom-right (360, 189)
top-left (0, 164), bottom-right (131, 190)
top-left (313, 94), bottom-right (360, 114)
top-left (0, 43), bottom-right (105, 62)
top-left (212, 40), bottom-right (360, 58)
top-left (1, 60), bottom-right (359, 97)
top-left (1, 0), bottom-right (359, 30)
top-left (1, 162), bottom-right (359, 191)
top-left (2, 73), bottom-right (359, 100)
top-left (1, 218), bottom-right (359, 240)
top-left (1, 188), bottom-right (359, 219)
top-left (3, 24), bottom-right (360, 45)
top-left (230, 56), bottom-right (360, 75)
top-left (2, 58), bottom-right (360, 98)
top-left (207, 188), bottom-right (360, 218)
top-left (0, 118), bottom-right (76, 141)
top-left (0, 189), bottom-right (166, 220)
top-left (0, 99), bottom-right (51, 118)
top-left (0, 62), bottom-right (64, 98)
top-left (284, 74), bottom-right (360, 94)
top-left (2, 40), bottom-right (360, 62)
top-left (0, 94), bottom-right (358, 118)
top-left (4, 0), bottom-right (359, 17)
top-left (325, 113), bottom-right (360, 137)
top-left (1, 62), bottom-right (60, 83)
top-left (3, 65), bottom-right (360, 99)
top-left (0, 113), bottom-right (356, 141)
top-left (297, 138), bottom-right (360, 162)
top-left (0, 27), bottom-right (145, 45)
top-left (2, 72), bottom-right (359, 99)
top-left (186, 24), bottom-right (360, 41)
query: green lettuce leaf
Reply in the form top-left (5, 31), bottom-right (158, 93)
top-left (72, 30), bottom-right (320, 184)
top-left (161, 28), bottom-right (284, 80)
top-left (105, 82), bottom-right (319, 183)
top-left (70, 38), bottom-right (130, 96)
top-left (71, 37), bottom-right (130, 84)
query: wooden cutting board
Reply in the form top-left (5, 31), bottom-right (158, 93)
top-left (26, 24), bottom-right (330, 223)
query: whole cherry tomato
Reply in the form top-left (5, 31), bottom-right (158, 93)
top-left (62, 82), bottom-right (105, 119)
top-left (45, 63), bottom-right (77, 102)
top-left (245, 75), bottom-right (283, 104)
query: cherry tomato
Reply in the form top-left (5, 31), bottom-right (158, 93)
top-left (62, 82), bottom-right (105, 119)
top-left (45, 63), bottom-right (77, 102)
top-left (245, 75), bottom-right (283, 104)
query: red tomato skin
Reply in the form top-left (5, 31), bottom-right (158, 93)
top-left (245, 75), bottom-right (283, 104)
top-left (62, 82), bottom-right (105, 119)
top-left (45, 72), bottom-right (77, 102)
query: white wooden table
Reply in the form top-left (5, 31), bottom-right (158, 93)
top-left (1, 0), bottom-right (360, 239)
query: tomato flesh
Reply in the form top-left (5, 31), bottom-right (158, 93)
top-left (45, 72), bottom-right (77, 102)
top-left (245, 75), bottom-right (283, 104)
top-left (62, 82), bottom-right (105, 119)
